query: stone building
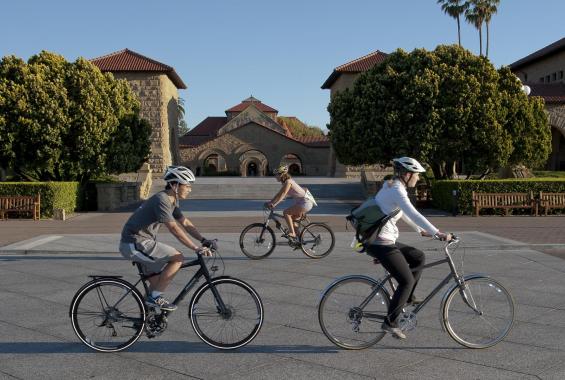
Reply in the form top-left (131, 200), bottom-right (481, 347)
top-left (321, 50), bottom-right (390, 177)
top-left (90, 49), bottom-right (187, 173)
top-left (510, 37), bottom-right (565, 170)
top-left (179, 97), bottom-right (330, 176)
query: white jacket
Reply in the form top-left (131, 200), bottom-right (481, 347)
top-left (372, 179), bottom-right (438, 245)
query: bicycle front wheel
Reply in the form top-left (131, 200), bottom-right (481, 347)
top-left (239, 223), bottom-right (276, 259)
top-left (299, 223), bottom-right (335, 259)
top-left (70, 278), bottom-right (146, 352)
top-left (443, 276), bottom-right (514, 349)
top-left (318, 276), bottom-right (390, 350)
top-left (189, 277), bottom-right (264, 349)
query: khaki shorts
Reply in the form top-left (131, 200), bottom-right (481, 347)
top-left (119, 240), bottom-right (180, 275)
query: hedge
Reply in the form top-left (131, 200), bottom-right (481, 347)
top-left (431, 179), bottom-right (565, 215)
top-left (0, 182), bottom-right (80, 218)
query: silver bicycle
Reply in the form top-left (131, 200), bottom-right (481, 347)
top-left (318, 236), bottom-right (515, 349)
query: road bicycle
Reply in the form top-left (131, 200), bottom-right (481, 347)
top-left (318, 235), bottom-right (515, 349)
top-left (69, 247), bottom-right (264, 352)
top-left (239, 206), bottom-right (335, 259)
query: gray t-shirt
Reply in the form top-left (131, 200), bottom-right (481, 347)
top-left (120, 191), bottom-right (184, 249)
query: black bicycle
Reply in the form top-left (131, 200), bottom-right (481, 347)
top-left (69, 248), bottom-right (264, 352)
top-left (239, 206), bottom-right (335, 259)
top-left (318, 236), bottom-right (515, 349)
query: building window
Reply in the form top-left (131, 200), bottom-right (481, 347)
top-left (552, 72), bottom-right (557, 81)
top-left (560, 71), bottom-right (564, 79)
top-left (546, 75), bottom-right (550, 82)
top-left (539, 77), bottom-right (544, 83)
top-left (524, 73), bottom-right (528, 81)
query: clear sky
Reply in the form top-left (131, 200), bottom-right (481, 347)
top-left (1, 0), bottom-right (564, 131)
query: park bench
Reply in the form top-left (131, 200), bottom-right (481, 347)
top-left (0, 194), bottom-right (41, 220)
top-left (472, 191), bottom-right (535, 216)
top-left (538, 192), bottom-right (565, 216)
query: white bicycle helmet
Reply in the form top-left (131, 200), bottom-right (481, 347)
top-left (163, 165), bottom-right (195, 185)
top-left (392, 157), bottom-right (426, 173)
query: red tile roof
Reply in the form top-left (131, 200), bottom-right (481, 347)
top-left (295, 135), bottom-right (330, 147)
top-left (90, 49), bottom-right (187, 89)
top-left (528, 83), bottom-right (565, 103)
top-left (322, 50), bottom-right (389, 89)
top-left (226, 96), bottom-right (278, 113)
top-left (178, 117), bottom-right (227, 147)
top-left (510, 37), bottom-right (565, 70)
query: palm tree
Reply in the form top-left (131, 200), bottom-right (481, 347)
top-left (177, 97), bottom-right (189, 136)
top-left (465, 0), bottom-right (487, 56)
top-left (483, 0), bottom-right (500, 57)
top-left (437, 0), bottom-right (469, 46)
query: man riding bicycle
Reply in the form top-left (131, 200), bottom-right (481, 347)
top-left (265, 164), bottom-right (316, 242)
top-left (119, 165), bottom-right (215, 311)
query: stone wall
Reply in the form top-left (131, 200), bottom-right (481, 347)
top-left (180, 123), bottom-right (330, 176)
top-left (329, 72), bottom-right (360, 97)
top-left (513, 51), bottom-right (565, 84)
top-left (113, 72), bottom-right (179, 174)
top-left (96, 183), bottom-right (141, 211)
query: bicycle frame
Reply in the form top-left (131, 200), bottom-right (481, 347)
top-left (356, 238), bottom-right (482, 321)
top-left (260, 208), bottom-right (309, 238)
top-left (129, 253), bottom-right (229, 317)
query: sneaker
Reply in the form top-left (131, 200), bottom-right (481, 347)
top-left (382, 322), bottom-right (407, 340)
top-left (146, 295), bottom-right (177, 311)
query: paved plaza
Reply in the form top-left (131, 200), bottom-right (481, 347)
top-left (1, 204), bottom-right (565, 379)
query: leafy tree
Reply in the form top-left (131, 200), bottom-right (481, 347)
top-left (0, 51), bottom-right (151, 182)
top-left (327, 45), bottom-right (550, 179)
top-left (437, 0), bottom-right (469, 46)
top-left (277, 116), bottom-right (325, 138)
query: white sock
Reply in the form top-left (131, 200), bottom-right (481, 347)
top-left (151, 290), bottom-right (163, 298)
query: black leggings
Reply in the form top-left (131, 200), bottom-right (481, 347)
top-left (367, 243), bottom-right (425, 326)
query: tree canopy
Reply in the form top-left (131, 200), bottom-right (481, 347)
top-left (277, 116), bottom-right (325, 138)
top-left (0, 51), bottom-right (151, 182)
top-left (327, 45), bottom-right (550, 179)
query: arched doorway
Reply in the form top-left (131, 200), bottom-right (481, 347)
top-left (239, 150), bottom-right (268, 177)
top-left (279, 153), bottom-right (302, 175)
top-left (247, 162), bottom-right (258, 176)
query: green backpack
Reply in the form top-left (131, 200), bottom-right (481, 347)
top-left (346, 198), bottom-right (400, 247)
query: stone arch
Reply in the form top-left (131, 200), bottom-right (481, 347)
top-left (547, 107), bottom-right (565, 170)
top-left (279, 153), bottom-right (303, 175)
top-left (239, 149), bottom-right (269, 177)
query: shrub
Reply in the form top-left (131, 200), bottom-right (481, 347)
top-left (0, 182), bottom-right (80, 217)
top-left (432, 179), bottom-right (565, 214)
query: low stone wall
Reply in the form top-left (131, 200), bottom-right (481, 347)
top-left (115, 163), bottom-right (153, 200)
top-left (96, 183), bottom-right (141, 211)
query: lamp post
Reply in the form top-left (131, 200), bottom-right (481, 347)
top-left (521, 84), bottom-right (531, 96)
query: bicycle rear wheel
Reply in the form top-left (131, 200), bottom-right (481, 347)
top-left (443, 276), bottom-right (514, 348)
top-left (318, 276), bottom-right (390, 349)
top-left (239, 223), bottom-right (276, 259)
top-left (299, 223), bottom-right (335, 259)
top-left (189, 277), bottom-right (264, 349)
top-left (70, 278), bottom-right (146, 352)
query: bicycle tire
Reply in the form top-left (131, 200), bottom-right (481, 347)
top-left (239, 223), bottom-right (276, 259)
top-left (318, 276), bottom-right (390, 350)
top-left (442, 276), bottom-right (514, 349)
top-left (299, 223), bottom-right (335, 259)
top-left (189, 277), bottom-right (264, 349)
top-left (70, 278), bottom-right (146, 352)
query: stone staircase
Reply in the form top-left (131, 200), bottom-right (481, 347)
top-left (149, 177), bottom-right (363, 200)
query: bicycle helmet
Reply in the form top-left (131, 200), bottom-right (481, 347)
top-left (273, 164), bottom-right (289, 175)
top-left (392, 157), bottom-right (426, 174)
top-left (163, 165), bottom-right (195, 185)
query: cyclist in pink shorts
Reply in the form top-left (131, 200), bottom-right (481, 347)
top-left (265, 164), bottom-right (316, 241)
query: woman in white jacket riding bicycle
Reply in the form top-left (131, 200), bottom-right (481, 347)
top-left (367, 157), bottom-right (451, 340)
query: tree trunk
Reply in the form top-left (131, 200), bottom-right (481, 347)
top-left (486, 21), bottom-right (490, 57)
top-left (431, 161), bottom-right (446, 180)
top-left (478, 168), bottom-right (490, 180)
top-left (445, 160), bottom-right (458, 179)
top-left (479, 25), bottom-right (483, 56)
top-left (457, 17), bottom-right (461, 46)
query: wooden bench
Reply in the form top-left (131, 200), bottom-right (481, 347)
top-left (0, 194), bottom-right (41, 220)
top-left (538, 192), bottom-right (565, 216)
top-left (472, 191), bottom-right (535, 216)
